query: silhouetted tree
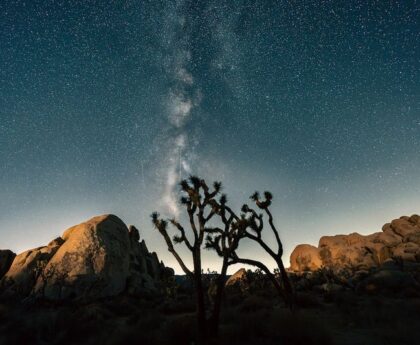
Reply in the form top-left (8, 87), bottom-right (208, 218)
top-left (152, 179), bottom-right (294, 340)
top-left (204, 191), bottom-right (294, 309)
top-left (243, 191), bottom-right (294, 306)
top-left (151, 176), bottom-right (224, 340)
top-left (203, 193), bottom-right (242, 335)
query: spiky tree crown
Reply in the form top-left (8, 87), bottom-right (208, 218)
top-left (250, 190), bottom-right (273, 209)
top-left (250, 191), bottom-right (260, 201)
top-left (264, 191), bottom-right (273, 201)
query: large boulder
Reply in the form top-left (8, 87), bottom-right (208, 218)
top-left (289, 214), bottom-right (420, 272)
top-left (0, 250), bottom-right (16, 280)
top-left (290, 244), bottom-right (322, 271)
top-left (34, 215), bottom-right (130, 299)
top-left (0, 215), bottom-right (173, 300)
top-left (318, 233), bottom-right (378, 270)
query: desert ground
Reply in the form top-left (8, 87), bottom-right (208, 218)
top-left (1, 268), bottom-right (419, 345)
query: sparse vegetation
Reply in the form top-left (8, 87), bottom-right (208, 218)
top-left (2, 283), bottom-right (419, 345)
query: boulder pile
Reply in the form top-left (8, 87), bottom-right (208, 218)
top-left (0, 214), bottom-right (173, 300)
top-left (289, 214), bottom-right (420, 294)
top-left (290, 214), bottom-right (420, 272)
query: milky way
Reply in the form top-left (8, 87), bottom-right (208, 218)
top-left (0, 0), bottom-right (419, 272)
top-left (158, 0), bottom-right (202, 217)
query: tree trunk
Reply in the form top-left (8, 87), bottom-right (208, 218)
top-left (209, 259), bottom-right (228, 336)
top-left (193, 251), bottom-right (207, 341)
top-left (276, 258), bottom-right (294, 309)
top-left (266, 269), bottom-right (287, 302)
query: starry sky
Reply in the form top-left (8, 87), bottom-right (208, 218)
top-left (1, 0), bottom-right (419, 273)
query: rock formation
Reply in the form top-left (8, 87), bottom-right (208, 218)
top-left (225, 268), bottom-right (247, 287)
top-left (0, 250), bottom-right (16, 279)
top-left (0, 215), bottom-right (173, 300)
top-left (290, 214), bottom-right (420, 272)
top-left (289, 244), bottom-right (323, 271)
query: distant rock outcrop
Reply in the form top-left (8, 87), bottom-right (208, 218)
top-left (290, 214), bottom-right (420, 272)
top-left (0, 215), bottom-right (173, 300)
top-left (226, 268), bottom-right (247, 287)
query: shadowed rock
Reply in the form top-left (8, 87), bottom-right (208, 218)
top-left (0, 250), bottom-right (16, 279)
top-left (1, 239), bottom-right (63, 296)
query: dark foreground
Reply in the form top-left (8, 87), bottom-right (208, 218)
top-left (1, 279), bottom-right (419, 345)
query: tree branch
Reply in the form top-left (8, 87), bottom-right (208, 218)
top-left (264, 208), bottom-right (283, 256)
top-left (170, 218), bottom-right (194, 251)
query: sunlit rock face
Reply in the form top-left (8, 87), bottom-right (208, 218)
top-left (290, 214), bottom-right (420, 272)
top-left (226, 268), bottom-right (247, 287)
top-left (0, 215), bottom-right (173, 300)
top-left (290, 244), bottom-right (322, 271)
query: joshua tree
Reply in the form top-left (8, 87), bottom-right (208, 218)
top-left (204, 191), bottom-right (294, 309)
top-left (152, 178), bottom-right (294, 339)
top-left (203, 193), bottom-right (243, 335)
top-left (151, 176), bottom-right (224, 339)
top-left (242, 191), bottom-right (294, 305)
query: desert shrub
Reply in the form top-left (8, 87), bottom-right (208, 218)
top-left (322, 291), bottom-right (335, 303)
top-left (109, 310), bottom-right (163, 345)
top-left (160, 314), bottom-right (197, 345)
top-left (0, 306), bottom-right (74, 345)
top-left (221, 309), bottom-right (270, 343)
top-left (239, 295), bottom-right (272, 313)
top-left (104, 296), bottom-right (156, 317)
top-left (333, 292), bottom-right (358, 318)
top-left (225, 290), bottom-right (245, 307)
top-left (219, 309), bottom-right (332, 345)
top-left (375, 320), bottom-right (420, 345)
top-left (364, 298), bottom-right (420, 345)
top-left (295, 292), bottom-right (321, 308)
top-left (137, 309), bottom-right (164, 329)
top-left (400, 286), bottom-right (420, 298)
top-left (159, 296), bottom-right (196, 315)
top-left (267, 310), bottom-right (333, 345)
top-left (0, 304), bottom-right (9, 322)
top-left (107, 326), bottom-right (158, 345)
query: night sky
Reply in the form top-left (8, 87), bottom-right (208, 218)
top-left (1, 0), bottom-right (419, 273)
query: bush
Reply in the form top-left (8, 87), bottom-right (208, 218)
top-left (239, 295), bottom-right (273, 313)
top-left (160, 314), bottom-right (197, 345)
top-left (295, 292), bottom-right (321, 308)
top-left (219, 307), bottom-right (333, 345)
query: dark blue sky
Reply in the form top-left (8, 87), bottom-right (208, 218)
top-left (1, 0), bottom-right (419, 272)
